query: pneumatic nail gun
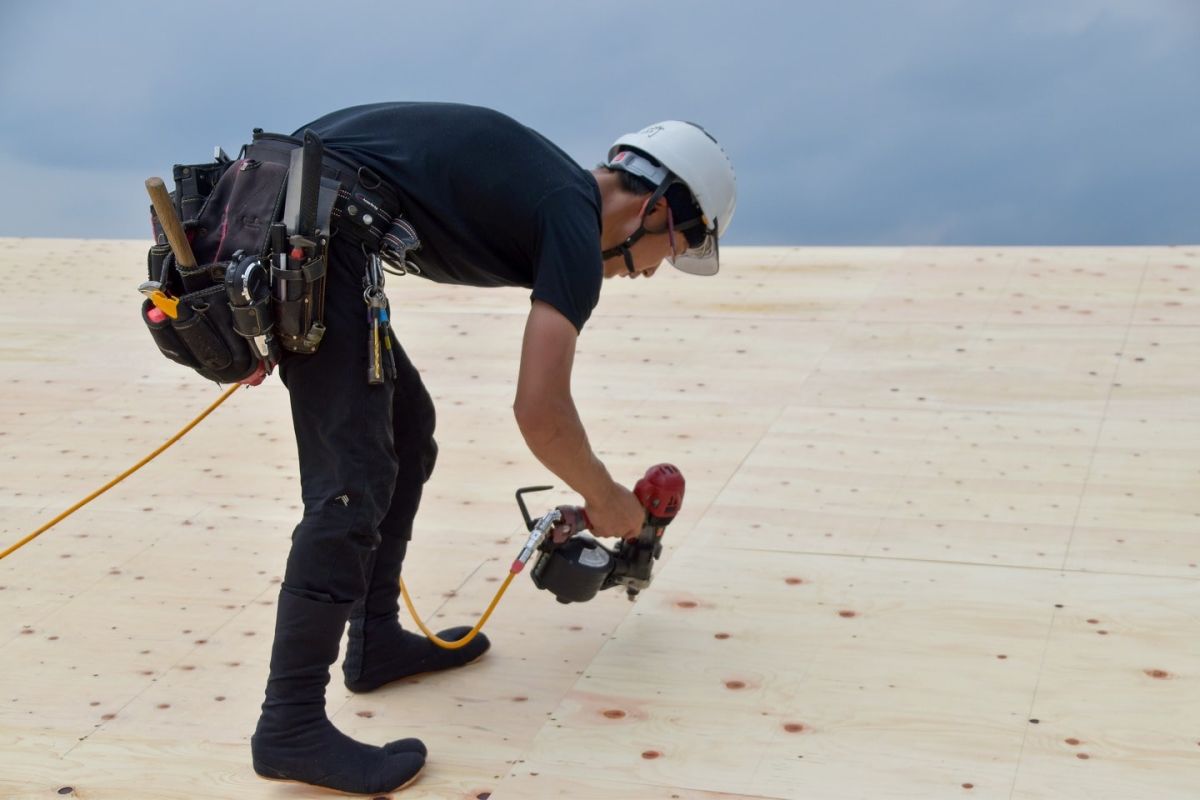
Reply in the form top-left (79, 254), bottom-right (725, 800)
top-left (511, 464), bottom-right (685, 603)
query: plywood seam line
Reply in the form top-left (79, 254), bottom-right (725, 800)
top-left (1058, 253), bottom-right (1153, 572)
top-left (5, 243), bottom-right (1195, 797)
top-left (790, 241), bottom-right (901, 381)
top-left (501, 410), bottom-right (789, 778)
top-left (399, 305), bottom-right (857, 325)
top-left (398, 571), bottom-right (514, 650)
top-left (58, 568), bottom-right (286, 759)
top-left (0, 383), bottom-right (244, 562)
top-left (655, 402), bottom-right (788, 563)
top-left (715, 329), bottom-right (865, 800)
top-left (404, 552), bottom-right (494, 623)
top-left (667, 403), bottom-right (787, 554)
top-left (861, 410), bottom-right (942, 559)
top-left (0, 382), bottom-right (242, 650)
top-left (398, 551), bottom-right (501, 642)
top-left (854, 245), bottom-right (913, 313)
top-left (719, 546), bottom-right (1200, 584)
top-left (675, 316), bottom-right (1173, 327)
top-left (1006, 597), bottom-right (1065, 800)
top-left (980, 250), bottom-right (1021, 329)
top-left (800, 401), bottom-right (1112, 421)
top-left (0, 509), bottom-right (203, 654)
top-left (852, 320), bottom-right (1180, 329)
top-left (504, 404), bottom-right (792, 786)
top-left (726, 404), bottom-right (1173, 424)
top-left (62, 579), bottom-right (281, 758)
top-left (494, 766), bottom-right (799, 800)
top-left (1008, 253), bottom-right (1151, 798)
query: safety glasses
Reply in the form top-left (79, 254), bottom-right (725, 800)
top-left (648, 198), bottom-right (716, 272)
top-left (651, 185), bottom-right (719, 275)
top-left (667, 214), bottom-right (719, 276)
top-left (619, 180), bottom-right (720, 276)
top-left (639, 195), bottom-right (684, 265)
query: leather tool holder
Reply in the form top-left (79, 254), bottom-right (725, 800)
top-left (271, 243), bottom-right (327, 354)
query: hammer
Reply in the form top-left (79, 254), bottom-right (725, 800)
top-left (140, 177), bottom-right (195, 319)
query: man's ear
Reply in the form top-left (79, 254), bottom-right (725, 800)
top-left (643, 194), bottom-right (670, 222)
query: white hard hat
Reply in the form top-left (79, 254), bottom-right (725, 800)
top-left (607, 121), bottom-right (736, 275)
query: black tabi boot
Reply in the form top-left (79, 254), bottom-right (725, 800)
top-left (251, 587), bottom-right (426, 794)
top-left (343, 537), bottom-right (491, 694)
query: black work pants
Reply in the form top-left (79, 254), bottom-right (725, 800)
top-left (277, 237), bottom-right (437, 604)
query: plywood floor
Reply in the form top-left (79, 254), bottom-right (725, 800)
top-left (1, 240), bottom-right (1198, 799)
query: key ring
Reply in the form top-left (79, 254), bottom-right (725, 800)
top-left (363, 285), bottom-right (387, 306)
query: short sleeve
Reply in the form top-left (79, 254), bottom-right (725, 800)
top-left (530, 187), bottom-right (603, 332)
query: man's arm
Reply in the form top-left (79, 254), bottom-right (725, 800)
top-left (513, 300), bottom-right (644, 539)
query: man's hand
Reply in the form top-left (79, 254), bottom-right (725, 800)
top-left (584, 483), bottom-right (644, 540)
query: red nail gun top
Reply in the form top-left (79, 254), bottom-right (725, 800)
top-left (634, 463), bottom-right (685, 527)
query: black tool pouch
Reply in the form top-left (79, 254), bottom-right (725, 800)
top-left (142, 129), bottom-right (415, 382)
top-left (143, 148), bottom-right (291, 383)
top-left (173, 158), bottom-right (232, 223)
top-left (141, 259), bottom-right (262, 384)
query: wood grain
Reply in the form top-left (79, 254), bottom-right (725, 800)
top-left (0, 239), bottom-right (1197, 799)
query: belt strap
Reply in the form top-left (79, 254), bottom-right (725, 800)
top-left (244, 130), bottom-right (420, 264)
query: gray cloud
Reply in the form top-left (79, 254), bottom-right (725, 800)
top-left (0, 0), bottom-right (1196, 243)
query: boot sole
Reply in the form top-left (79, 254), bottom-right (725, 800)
top-left (254, 763), bottom-right (424, 795)
top-left (345, 649), bottom-right (488, 694)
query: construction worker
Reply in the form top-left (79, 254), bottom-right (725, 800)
top-left (249, 103), bottom-right (736, 794)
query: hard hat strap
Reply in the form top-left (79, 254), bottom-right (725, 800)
top-left (600, 180), bottom-right (671, 272)
top-left (601, 228), bottom-right (644, 274)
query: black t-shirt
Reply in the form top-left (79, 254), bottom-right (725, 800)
top-left (295, 103), bottom-right (603, 332)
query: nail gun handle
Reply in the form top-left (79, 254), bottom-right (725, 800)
top-left (551, 506), bottom-right (590, 542)
top-left (145, 177), bottom-right (197, 270)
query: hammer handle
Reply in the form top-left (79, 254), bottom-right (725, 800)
top-left (145, 177), bottom-right (197, 269)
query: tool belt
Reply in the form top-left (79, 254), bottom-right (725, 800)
top-left (141, 129), bottom-right (421, 384)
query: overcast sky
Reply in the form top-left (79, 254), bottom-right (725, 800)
top-left (0, 0), bottom-right (1196, 245)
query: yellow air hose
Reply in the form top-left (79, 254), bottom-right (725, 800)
top-left (1, 382), bottom-right (515, 650)
top-left (400, 572), bottom-right (516, 649)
